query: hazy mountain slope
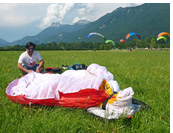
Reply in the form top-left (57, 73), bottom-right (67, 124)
top-left (0, 38), bottom-right (10, 46)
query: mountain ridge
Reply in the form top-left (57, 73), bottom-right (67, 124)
top-left (0, 38), bottom-right (10, 46)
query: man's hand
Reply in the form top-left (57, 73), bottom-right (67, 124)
top-left (28, 70), bottom-right (33, 73)
top-left (36, 68), bottom-right (40, 73)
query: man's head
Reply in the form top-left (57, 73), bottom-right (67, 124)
top-left (26, 42), bottom-right (36, 56)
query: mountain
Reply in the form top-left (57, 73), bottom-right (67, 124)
top-left (11, 3), bottom-right (170, 45)
top-left (59, 3), bottom-right (170, 42)
top-left (12, 20), bottom-right (90, 45)
top-left (0, 38), bottom-right (10, 46)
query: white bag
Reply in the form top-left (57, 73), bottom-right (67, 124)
top-left (87, 87), bottom-right (137, 119)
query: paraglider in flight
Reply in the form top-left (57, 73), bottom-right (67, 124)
top-left (105, 40), bottom-right (115, 46)
top-left (120, 39), bottom-right (126, 44)
top-left (87, 32), bottom-right (106, 41)
top-left (126, 32), bottom-right (141, 40)
top-left (157, 32), bottom-right (170, 38)
top-left (156, 36), bottom-right (167, 43)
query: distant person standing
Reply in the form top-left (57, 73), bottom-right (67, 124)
top-left (18, 42), bottom-right (44, 75)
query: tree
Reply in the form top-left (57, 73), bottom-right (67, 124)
top-left (100, 44), bottom-right (105, 50)
top-left (105, 43), bottom-right (112, 50)
top-left (150, 38), bottom-right (157, 48)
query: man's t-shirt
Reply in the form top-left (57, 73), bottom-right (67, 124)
top-left (18, 51), bottom-right (43, 67)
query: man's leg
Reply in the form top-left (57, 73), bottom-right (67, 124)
top-left (21, 65), bottom-right (28, 75)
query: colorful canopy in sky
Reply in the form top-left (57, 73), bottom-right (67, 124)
top-left (157, 32), bottom-right (170, 38)
top-left (126, 32), bottom-right (141, 40)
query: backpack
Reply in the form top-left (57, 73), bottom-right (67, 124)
top-left (45, 67), bottom-right (63, 74)
top-left (69, 63), bottom-right (87, 70)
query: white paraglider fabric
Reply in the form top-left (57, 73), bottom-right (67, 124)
top-left (6, 63), bottom-right (120, 100)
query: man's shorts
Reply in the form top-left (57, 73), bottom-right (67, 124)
top-left (23, 64), bottom-right (39, 72)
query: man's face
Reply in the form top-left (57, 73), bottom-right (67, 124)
top-left (26, 45), bottom-right (34, 56)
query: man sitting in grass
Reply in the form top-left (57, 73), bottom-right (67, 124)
top-left (18, 42), bottom-right (44, 75)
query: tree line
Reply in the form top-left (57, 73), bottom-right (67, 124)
top-left (0, 36), bottom-right (170, 51)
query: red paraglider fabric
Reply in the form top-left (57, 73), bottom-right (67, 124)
top-left (6, 88), bottom-right (109, 108)
top-left (58, 89), bottom-right (109, 108)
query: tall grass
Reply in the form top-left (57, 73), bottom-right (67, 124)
top-left (0, 50), bottom-right (170, 132)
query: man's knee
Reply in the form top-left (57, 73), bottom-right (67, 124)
top-left (40, 66), bottom-right (44, 73)
top-left (20, 69), bottom-right (27, 75)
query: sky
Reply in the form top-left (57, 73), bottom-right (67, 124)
top-left (0, 2), bottom-right (145, 42)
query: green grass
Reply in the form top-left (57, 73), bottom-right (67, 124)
top-left (0, 50), bottom-right (170, 132)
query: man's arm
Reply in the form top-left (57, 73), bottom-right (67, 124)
top-left (36, 59), bottom-right (44, 73)
top-left (18, 63), bottom-right (32, 75)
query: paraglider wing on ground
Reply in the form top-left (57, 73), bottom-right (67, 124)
top-left (6, 63), bottom-right (151, 120)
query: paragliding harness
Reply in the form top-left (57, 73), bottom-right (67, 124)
top-left (43, 63), bottom-right (87, 74)
top-left (102, 93), bottom-right (116, 110)
top-left (45, 67), bottom-right (63, 74)
top-left (102, 91), bottom-right (151, 111)
top-left (68, 63), bottom-right (87, 70)
top-left (88, 91), bottom-right (151, 121)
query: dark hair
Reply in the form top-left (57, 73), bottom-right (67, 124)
top-left (26, 42), bottom-right (36, 49)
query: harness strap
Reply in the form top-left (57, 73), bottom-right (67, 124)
top-left (102, 91), bottom-right (118, 110)
top-left (102, 93), bottom-right (115, 110)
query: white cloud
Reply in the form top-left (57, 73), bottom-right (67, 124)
top-left (85, 3), bottom-right (97, 13)
top-left (39, 4), bottom-right (60, 29)
top-left (77, 3), bottom-right (96, 15)
top-left (72, 17), bottom-right (87, 23)
top-left (71, 4), bottom-right (97, 24)
top-left (0, 3), bottom-right (47, 27)
top-left (72, 17), bottom-right (80, 23)
top-left (39, 3), bottom-right (74, 29)
top-left (72, 3), bottom-right (144, 25)
top-left (78, 8), bottom-right (85, 15)
top-left (0, 3), bottom-right (17, 11)
top-left (60, 3), bottom-right (74, 19)
top-left (0, 3), bottom-right (144, 28)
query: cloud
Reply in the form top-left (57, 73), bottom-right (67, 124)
top-left (71, 4), bottom-right (99, 24)
top-left (71, 3), bottom-right (143, 24)
top-left (39, 3), bottom-right (74, 29)
top-left (0, 4), bottom-right (47, 27)
top-left (77, 3), bottom-right (97, 16)
top-left (72, 17), bottom-right (87, 24)
top-left (0, 3), bottom-right (144, 28)
top-left (39, 3), bottom-right (102, 28)
top-left (78, 8), bottom-right (86, 15)
top-left (0, 4), bottom-right (17, 11)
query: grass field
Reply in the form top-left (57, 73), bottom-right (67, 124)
top-left (0, 49), bottom-right (170, 132)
